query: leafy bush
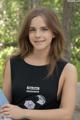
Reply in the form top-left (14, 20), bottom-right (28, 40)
top-left (0, 46), bottom-right (16, 88)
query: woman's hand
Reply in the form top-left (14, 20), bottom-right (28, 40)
top-left (0, 104), bottom-right (26, 119)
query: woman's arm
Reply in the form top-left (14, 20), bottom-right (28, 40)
top-left (21, 64), bottom-right (77, 120)
top-left (22, 63), bottom-right (77, 120)
top-left (3, 59), bottom-right (12, 102)
top-left (1, 63), bottom-right (77, 120)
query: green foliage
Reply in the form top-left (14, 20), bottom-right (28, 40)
top-left (0, 0), bottom-right (20, 43)
top-left (71, 37), bottom-right (80, 61)
top-left (71, 58), bottom-right (80, 82)
top-left (0, 47), bottom-right (16, 88)
top-left (0, 47), bottom-right (15, 59)
top-left (41, 0), bottom-right (63, 17)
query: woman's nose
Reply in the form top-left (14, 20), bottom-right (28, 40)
top-left (35, 30), bottom-right (41, 37)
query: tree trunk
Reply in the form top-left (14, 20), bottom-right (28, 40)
top-left (63, 0), bottom-right (74, 60)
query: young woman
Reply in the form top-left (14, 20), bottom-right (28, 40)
top-left (1, 7), bottom-right (77, 120)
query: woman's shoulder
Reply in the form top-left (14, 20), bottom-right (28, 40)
top-left (4, 54), bottom-right (21, 67)
top-left (56, 58), bottom-right (68, 69)
top-left (60, 61), bottom-right (77, 79)
top-left (64, 62), bottom-right (77, 73)
top-left (57, 58), bottom-right (77, 76)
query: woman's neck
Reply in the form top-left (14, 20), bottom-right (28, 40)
top-left (33, 48), bottom-right (50, 61)
top-left (32, 47), bottom-right (50, 60)
top-left (25, 49), bottom-right (50, 65)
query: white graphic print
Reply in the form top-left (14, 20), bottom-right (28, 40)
top-left (26, 86), bottom-right (40, 93)
top-left (24, 100), bottom-right (35, 109)
top-left (36, 95), bottom-right (46, 105)
top-left (24, 95), bottom-right (46, 109)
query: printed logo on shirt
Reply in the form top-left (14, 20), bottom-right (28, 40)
top-left (24, 100), bottom-right (35, 109)
top-left (36, 95), bottom-right (46, 105)
top-left (24, 95), bottom-right (46, 109)
top-left (26, 86), bottom-right (40, 93)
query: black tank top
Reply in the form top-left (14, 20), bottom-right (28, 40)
top-left (10, 55), bottom-right (68, 109)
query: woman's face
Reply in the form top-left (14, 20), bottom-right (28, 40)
top-left (29, 16), bottom-right (55, 52)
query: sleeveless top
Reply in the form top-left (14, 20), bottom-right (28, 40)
top-left (10, 55), bottom-right (68, 109)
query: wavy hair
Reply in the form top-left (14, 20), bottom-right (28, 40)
top-left (18, 7), bottom-right (65, 77)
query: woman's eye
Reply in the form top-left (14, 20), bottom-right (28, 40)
top-left (29, 28), bottom-right (36, 32)
top-left (41, 28), bottom-right (48, 31)
top-left (29, 27), bottom-right (49, 32)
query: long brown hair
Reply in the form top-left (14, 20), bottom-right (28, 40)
top-left (18, 7), bottom-right (65, 77)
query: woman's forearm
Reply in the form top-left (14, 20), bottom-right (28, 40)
top-left (23, 108), bottom-right (73, 120)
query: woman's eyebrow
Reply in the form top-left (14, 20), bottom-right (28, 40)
top-left (29, 26), bottom-right (48, 28)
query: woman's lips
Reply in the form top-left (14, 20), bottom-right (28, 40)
top-left (34, 40), bottom-right (45, 43)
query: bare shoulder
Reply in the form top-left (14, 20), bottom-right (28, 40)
top-left (3, 57), bottom-right (12, 102)
top-left (5, 55), bottom-right (15, 68)
top-left (64, 63), bottom-right (77, 82)
top-left (60, 63), bottom-right (77, 115)
top-left (5, 57), bottom-right (10, 65)
top-left (64, 63), bottom-right (77, 73)
top-left (4, 57), bottom-right (11, 71)
top-left (3, 56), bottom-right (15, 81)
top-left (3, 57), bottom-right (11, 79)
